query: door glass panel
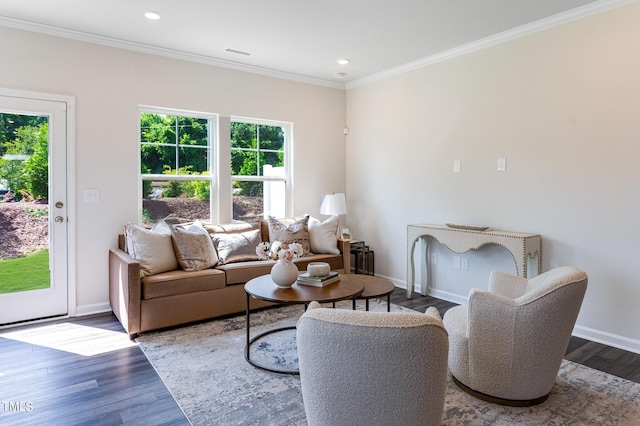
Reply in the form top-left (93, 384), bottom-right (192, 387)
top-left (0, 113), bottom-right (50, 294)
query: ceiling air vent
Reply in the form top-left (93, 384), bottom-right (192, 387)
top-left (225, 48), bottom-right (252, 56)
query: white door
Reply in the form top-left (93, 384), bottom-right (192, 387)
top-left (0, 93), bottom-right (69, 324)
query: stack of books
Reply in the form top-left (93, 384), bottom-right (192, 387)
top-left (297, 271), bottom-right (340, 287)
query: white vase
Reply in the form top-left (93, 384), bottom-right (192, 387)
top-left (270, 261), bottom-right (299, 288)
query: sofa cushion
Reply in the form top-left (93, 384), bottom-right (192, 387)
top-left (309, 215), bottom-right (340, 255)
top-left (141, 268), bottom-right (226, 299)
top-left (124, 222), bottom-right (178, 277)
top-left (268, 215), bottom-right (311, 255)
top-left (212, 228), bottom-right (262, 264)
top-left (170, 223), bottom-right (218, 271)
top-left (215, 260), bottom-right (276, 285)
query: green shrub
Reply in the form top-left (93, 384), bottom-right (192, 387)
top-left (23, 125), bottom-right (49, 199)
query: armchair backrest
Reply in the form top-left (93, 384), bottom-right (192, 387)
top-left (297, 303), bottom-right (449, 426)
top-left (467, 266), bottom-right (587, 400)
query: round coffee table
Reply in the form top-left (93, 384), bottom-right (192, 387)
top-left (352, 275), bottom-right (396, 312)
top-left (244, 274), bottom-right (364, 374)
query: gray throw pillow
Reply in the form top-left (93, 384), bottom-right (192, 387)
top-left (170, 224), bottom-right (218, 272)
top-left (212, 228), bottom-right (262, 264)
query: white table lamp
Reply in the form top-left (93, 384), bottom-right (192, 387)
top-left (320, 193), bottom-right (347, 237)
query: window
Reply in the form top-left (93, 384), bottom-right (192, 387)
top-left (230, 118), bottom-right (291, 223)
top-left (139, 107), bottom-right (217, 226)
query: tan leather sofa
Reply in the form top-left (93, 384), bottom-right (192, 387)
top-left (109, 219), bottom-right (351, 338)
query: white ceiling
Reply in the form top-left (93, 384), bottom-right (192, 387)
top-left (0, 0), bottom-right (624, 88)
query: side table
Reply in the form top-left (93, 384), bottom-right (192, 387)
top-left (350, 240), bottom-right (375, 275)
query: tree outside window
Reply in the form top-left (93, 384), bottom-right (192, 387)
top-left (231, 119), bottom-right (290, 223)
top-left (139, 109), bottom-right (216, 226)
top-left (0, 114), bottom-right (49, 201)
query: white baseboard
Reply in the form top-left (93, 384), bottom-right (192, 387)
top-left (397, 279), bottom-right (640, 355)
top-left (74, 302), bottom-right (112, 317)
top-left (573, 325), bottom-right (640, 355)
top-left (395, 280), bottom-right (468, 306)
top-left (425, 288), bottom-right (468, 306)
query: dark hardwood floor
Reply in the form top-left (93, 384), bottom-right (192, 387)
top-left (0, 313), bottom-right (189, 425)
top-left (1, 287), bottom-right (638, 425)
top-left (389, 289), bottom-right (640, 384)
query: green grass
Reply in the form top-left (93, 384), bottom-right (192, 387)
top-left (0, 249), bottom-right (50, 294)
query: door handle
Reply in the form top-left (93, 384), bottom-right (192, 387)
top-left (55, 216), bottom-right (64, 223)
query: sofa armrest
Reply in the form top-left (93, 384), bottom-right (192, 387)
top-left (109, 248), bottom-right (142, 339)
top-left (338, 238), bottom-right (351, 274)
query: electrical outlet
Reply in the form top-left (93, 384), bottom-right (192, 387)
top-left (497, 158), bottom-right (506, 172)
top-left (453, 256), bottom-right (461, 269)
top-left (431, 253), bottom-right (437, 265)
top-left (461, 257), bottom-right (469, 270)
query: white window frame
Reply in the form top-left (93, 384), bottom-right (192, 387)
top-left (230, 116), bottom-right (293, 219)
top-left (138, 105), bottom-right (219, 224)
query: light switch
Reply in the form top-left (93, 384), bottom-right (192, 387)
top-left (461, 257), bottom-right (469, 270)
top-left (453, 160), bottom-right (461, 173)
top-left (84, 189), bottom-right (100, 203)
top-left (497, 158), bottom-right (506, 172)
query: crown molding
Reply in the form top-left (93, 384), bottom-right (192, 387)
top-left (346, 0), bottom-right (636, 90)
top-left (0, 16), bottom-right (346, 90)
top-left (1, 0), bottom-right (633, 92)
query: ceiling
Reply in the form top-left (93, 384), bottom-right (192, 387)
top-left (0, 0), bottom-right (621, 88)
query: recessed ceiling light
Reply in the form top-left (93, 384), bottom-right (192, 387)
top-left (144, 11), bottom-right (161, 20)
top-left (337, 59), bottom-right (350, 65)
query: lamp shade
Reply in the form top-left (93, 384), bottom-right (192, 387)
top-left (320, 193), bottom-right (347, 216)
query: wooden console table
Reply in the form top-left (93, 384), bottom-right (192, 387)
top-left (406, 224), bottom-right (541, 298)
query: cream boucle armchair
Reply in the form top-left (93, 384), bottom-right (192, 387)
top-left (443, 266), bottom-right (588, 406)
top-left (296, 302), bottom-right (449, 426)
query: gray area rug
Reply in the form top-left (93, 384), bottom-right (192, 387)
top-left (136, 302), bottom-right (640, 425)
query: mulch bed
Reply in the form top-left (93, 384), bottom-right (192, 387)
top-left (143, 196), bottom-right (263, 225)
top-left (0, 202), bottom-right (49, 260)
top-left (0, 196), bottom-right (264, 259)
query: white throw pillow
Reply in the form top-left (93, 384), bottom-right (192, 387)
top-left (308, 215), bottom-right (340, 255)
top-left (151, 219), bottom-right (172, 235)
top-left (124, 222), bottom-right (178, 277)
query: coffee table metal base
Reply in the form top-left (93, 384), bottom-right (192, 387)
top-left (244, 325), bottom-right (299, 375)
top-left (244, 274), bottom-right (366, 375)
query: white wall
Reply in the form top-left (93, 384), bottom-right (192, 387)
top-left (346, 2), bottom-right (640, 352)
top-left (0, 27), bottom-right (347, 314)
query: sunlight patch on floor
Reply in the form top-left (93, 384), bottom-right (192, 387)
top-left (0, 323), bottom-right (137, 356)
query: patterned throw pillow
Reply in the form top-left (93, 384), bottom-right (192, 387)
top-left (267, 215), bottom-right (310, 256)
